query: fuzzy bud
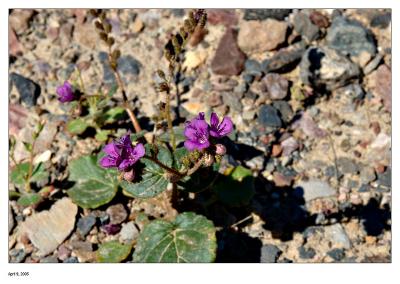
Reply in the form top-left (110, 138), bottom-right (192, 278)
top-left (99, 32), bottom-right (108, 42)
top-left (103, 21), bottom-right (112, 33)
top-left (215, 144), bottom-right (226, 155)
top-left (99, 11), bottom-right (106, 21)
top-left (112, 49), bottom-right (121, 60)
top-left (94, 20), bottom-right (104, 31)
top-left (157, 70), bottom-right (166, 80)
top-left (123, 169), bottom-right (135, 182)
top-left (202, 153), bottom-right (214, 167)
top-left (107, 37), bottom-right (115, 47)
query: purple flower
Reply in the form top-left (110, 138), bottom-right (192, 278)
top-left (184, 117), bottom-right (210, 151)
top-left (56, 81), bottom-right (76, 103)
top-left (99, 134), bottom-right (145, 172)
top-left (209, 112), bottom-right (233, 138)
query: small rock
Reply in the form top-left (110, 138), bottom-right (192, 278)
top-left (370, 65), bottom-right (391, 112)
top-left (244, 59), bottom-right (263, 78)
top-left (245, 156), bottom-right (264, 170)
top-left (309, 11), bottom-right (330, 28)
top-left (132, 17), bottom-right (144, 33)
top-left (273, 172), bottom-right (293, 187)
top-left (244, 9), bottom-right (292, 21)
top-left (183, 50), bottom-right (207, 71)
top-left (258, 105), bottom-right (282, 128)
top-left (326, 16), bottom-right (376, 57)
top-left (327, 248), bottom-right (345, 261)
top-left (206, 93), bottom-right (222, 107)
top-left (63, 257), bottom-right (79, 263)
top-left (281, 137), bottom-right (299, 156)
top-left (182, 101), bottom-right (208, 115)
top-left (57, 244), bottom-right (71, 261)
top-left (298, 247), bottom-right (316, 259)
top-left (293, 12), bottom-right (320, 42)
top-left (377, 168), bottom-right (391, 188)
top-left (9, 26), bottom-right (23, 57)
top-left (207, 9), bottom-right (238, 26)
top-left (119, 221), bottom-right (140, 244)
top-left (262, 41), bottom-right (306, 73)
top-left (324, 224), bottom-right (351, 249)
top-left (101, 223), bottom-right (121, 235)
top-left (370, 12), bottom-right (391, 29)
top-left (40, 256), bottom-right (59, 263)
top-left (260, 244), bottom-right (281, 263)
top-left (106, 204), bottom-right (128, 225)
top-left (9, 9), bottom-right (35, 32)
top-left (370, 132), bottom-right (391, 150)
top-left (272, 144), bottom-right (282, 157)
top-left (211, 28), bottom-right (246, 76)
top-left (337, 157), bottom-right (359, 174)
top-left (272, 101), bottom-right (293, 123)
top-left (17, 198), bottom-right (77, 257)
top-left (360, 167), bottom-right (376, 184)
top-left (10, 73), bottom-right (41, 107)
top-left (117, 55), bottom-right (141, 76)
top-left (295, 179), bottom-right (336, 202)
top-left (9, 248), bottom-right (26, 263)
top-left (363, 54), bottom-right (383, 75)
top-left (74, 23), bottom-right (99, 49)
top-left (300, 46), bottom-right (360, 91)
top-left (262, 73), bottom-right (288, 100)
top-left (77, 215), bottom-right (96, 236)
top-left (238, 20), bottom-right (288, 55)
top-left (292, 111), bottom-right (326, 138)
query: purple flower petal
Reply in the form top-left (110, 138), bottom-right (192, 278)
top-left (210, 112), bottom-right (219, 128)
top-left (103, 143), bottom-right (120, 157)
top-left (56, 81), bottom-right (75, 103)
top-left (133, 143), bottom-right (145, 158)
top-left (118, 159), bottom-right (133, 171)
top-left (99, 156), bottom-right (118, 168)
top-left (116, 134), bottom-right (132, 149)
top-left (210, 115), bottom-right (233, 138)
top-left (183, 115), bottom-right (210, 151)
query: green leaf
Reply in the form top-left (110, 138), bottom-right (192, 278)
top-left (67, 118), bottom-right (89, 135)
top-left (172, 147), bottom-right (189, 171)
top-left (97, 241), bottom-right (132, 263)
top-left (67, 155), bottom-right (118, 208)
top-left (102, 107), bottom-right (126, 124)
top-left (213, 165), bottom-right (255, 207)
top-left (107, 84), bottom-right (119, 97)
top-left (130, 131), bottom-right (147, 141)
top-left (121, 146), bottom-right (172, 198)
top-left (10, 162), bottom-right (48, 187)
top-left (177, 163), bottom-right (220, 193)
top-left (17, 193), bottom-right (42, 207)
top-left (95, 129), bottom-right (111, 142)
top-left (133, 212), bottom-right (216, 263)
top-left (158, 126), bottom-right (186, 145)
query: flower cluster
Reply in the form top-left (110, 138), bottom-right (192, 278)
top-left (184, 112), bottom-right (233, 151)
top-left (56, 81), bottom-right (77, 103)
top-left (99, 134), bottom-right (145, 178)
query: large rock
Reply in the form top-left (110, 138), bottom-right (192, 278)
top-left (262, 41), bottom-right (307, 73)
top-left (17, 198), bottom-right (78, 257)
top-left (10, 73), bottom-right (41, 107)
top-left (262, 73), bottom-right (289, 100)
top-left (238, 19), bottom-right (288, 55)
top-left (258, 105), bottom-right (282, 128)
top-left (293, 12), bottom-right (320, 42)
top-left (211, 28), bottom-right (246, 76)
top-left (326, 16), bottom-right (376, 57)
top-left (299, 46), bottom-right (360, 91)
top-left (207, 9), bottom-right (238, 26)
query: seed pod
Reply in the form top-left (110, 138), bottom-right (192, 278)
top-left (94, 20), bottom-right (104, 31)
top-left (158, 82), bottom-right (170, 92)
top-left (199, 13), bottom-right (207, 28)
top-left (99, 32), bottom-right (108, 42)
top-left (123, 169), bottom-right (135, 182)
top-left (110, 61), bottom-right (118, 71)
top-left (184, 19), bottom-right (194, 33)
top-left (107, 37), bottom-right (115, 47)
top-left (202, 153), bottom-right (215, 167)
top-left (112, 49), bottom-right (121, 60)
top-left (99, 11), bottom-right (106, 21)
top-left (89, 9), bottom-right (99, 17)
top-left (103, 21), bottom-right (112, 33)
top-left (157, 70), bottom-right (166, 80)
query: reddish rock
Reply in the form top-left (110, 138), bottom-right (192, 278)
top-left (271, 144), bottom-right (282, 157)
top-left (207, 9), bottom-right (238, 27)
top-left (9, 104), bottom-right (28, 137)
top-left (371, 65), bottom-right (391, 112)
top-left (211, 28), bottom-right (246, 76)
top-left (262, 73), bottom-right (289, 100)
top-left (370, 121), bottom-right (381, 135)
top-left (309, 11), bottom-right (330, 28)
top-left (9, 9), bottom-right (35, 33)
top-left (9, 26), bottom-right (23, 57)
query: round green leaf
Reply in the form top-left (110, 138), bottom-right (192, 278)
top-left (97, 241), bottom-right (132, 263)
top-left (17, 193), bottom-right (42, 207)
top-left (133, 212), bottom-right (216, 263)
top-left (67, 118), bottom-right (89, 135)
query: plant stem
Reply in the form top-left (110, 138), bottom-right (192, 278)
top-left (165, 90), bottom-right (176, 151)
top-left (25, 140), bottom-right (36, 193)
top-left (143, 155), bottom-right (184, 177)
top-left (186, 155), bottom-right (204, 176)
top-left (76, 67), bottom-right (86, 94)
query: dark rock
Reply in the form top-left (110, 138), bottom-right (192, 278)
top-left (207, 9), bottom-right (238, 26)
top-left (77, 215), bottom-right (96, 236)
top-left (211, 28), bottom-right (246, 76)
top-left (63, 257), bottom-right (79, 263)
top-left (293, 12), bottom-right (320, 42)
top-left (273, 101), bottom-right (293, 123)
top-left (370, 12), bottom-right (391, 29)
top-left (327, 248), bottom-right (345, 261)
top-left (358, 184), bottom-right (370, 192)
top-left (106, 204), bottom-right (128, 225)
top-left (260, 244), bottom-right (282, 263)
top-left (9, 249), bottom-right (26, 263)
top-left (101, 223), bottom-right (121, 235)
top-left (40, 256), bottom-right (59, 263)
top-left (117, 55), bottom-right (141, 76)
top-left (337, 157), bottom-right (359, 174)
top-left (299, 46), bottom-right (360, 91)
top-left (222, 92), bottom-right (243, 112)
top-left (326, 16), bottom-right (376, 57)
top-left (171, 9), bottom-right (185, 17)
top-left (10, 73), bottom-right (41, 107)
top-left (360, 167), bottom-right (376, 184)
top-left (262, 73), bottom-right (288, 100)
top-left (377, 168), bottom-right (391, 188)
top-left (298, 247), bottom-right (316, 259)
top-left (244, 59), bottom-right (263, 78)
top-left (244, 9), bottom-right (292, 21)
top-left (262, 41), bottom-right (307, 73)
top-left (258, 105), bottom-right (282, 128)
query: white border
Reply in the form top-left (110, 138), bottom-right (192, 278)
top-left (1, 1), bottom-right (397, 284)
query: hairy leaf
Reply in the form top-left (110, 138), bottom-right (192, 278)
top-left (67, 118), bottom-right (89, 135)
top-left (97, 241), bottom-right (132, 263)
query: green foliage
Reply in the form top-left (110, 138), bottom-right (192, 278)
top-left (67, 155), bottom-right (118, 208)
top-left (121, 146), bottom-right (172, 198)
top-left (95, 129), bottom-right (111, 142)
top-left (17, 193), bottom-right (42, 207)
top-left (10, 162), bottom-right (48, 187)
top-left (133, 212), bottom-right (216, 263)
top-left (213, 165), bottom-right (255, 207)
top-left (158, 126), bottom-right (186, 145)
top-left (101, 107), bottom-right (126, 124)
top-left (97, 241), bottom-right (132, 263)
top-left (67, 118), bottom-right (89, 135)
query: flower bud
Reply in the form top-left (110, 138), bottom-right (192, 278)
top-left (215, 144), bottom-right (226, 155)
top-left (123, 169), bottom-right (135, 182)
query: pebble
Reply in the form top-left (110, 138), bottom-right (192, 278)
top-left (117, 55), bottom-right (141, 76)
top-left (40, 255), bottom-right (59, 263)
top-left (370, 12), bottom-right (391, 29)
top-left (207, 9), bottom-right (238, 27)
top-left (9, 9), bottom-right (35, 32)
top-left (360, 167), bottom-right (376, 184)
top-left (211, 28), bottom-right (246, 76)
top-left (262, 41), bottom-right (306, 73)
top-left (57, 244), bottom-right (71, 261)
top-left (63, 256), bottom-right (79, 263)
top-left (370, 65), bottom-right (391, 112)
top-left (244, 9), bottom-right (292, 21)
top-left (377, 168), bottom-right (391, 188)
top-left (281, 137), bottom-right (299, 156)
top-left (238, 19), bottom-right (288, 55)
top-left (293, 12), bottom-right (320, 42)
top-left (273, 172), bottom-right (293, 187)
top-left (272, 100), bottom-right (293, 123)
top-left (17, 198), bottom-right (77, 257)
top-left (262, 73), bottom-right (289, 100)
top-left (295, 179), bottom-right (336, 202)
top-left (9, 248), bottom-right (26, 263)
top-left (244, 59), bottom-right (263, 78)
top-left (9, 26), bottom-right (23, 57)
top-left (77, 215), bottom-right (96, 236)
top-left (324, 224), bottom-right (351, 249)
top-left (298, 247), bottom-right (316, 259)
top-left (363, 54), bottom-right (383, 75)
top-left (309, 11), bottom-right (330, 28)
top-left (299, 46), bottom-right (360, 91)
top-left (260, 244), bottom-right (281, 263)
top-left (10, 73), bottom-right (41, 107)
top-left (183, 50), bottom-right (207, 71)
top-left (101, 223), bottom-right (121, 235)
top-left (337, 157), bottom-right (359, 174)
top-left (119, 221), bottom-right (140, 244)
top-left (327, 248), bottom-right (345, 261)
top-left (245, 156), bottom-right (265, 170)
top-left (326, 16), bottom-right (376, 57)
top-left (292, 111), bottom-right (326, 138)
top-left (106, 204), bottom-right (128, 225)
top-left (258, 105), bottom-right (282, 128)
